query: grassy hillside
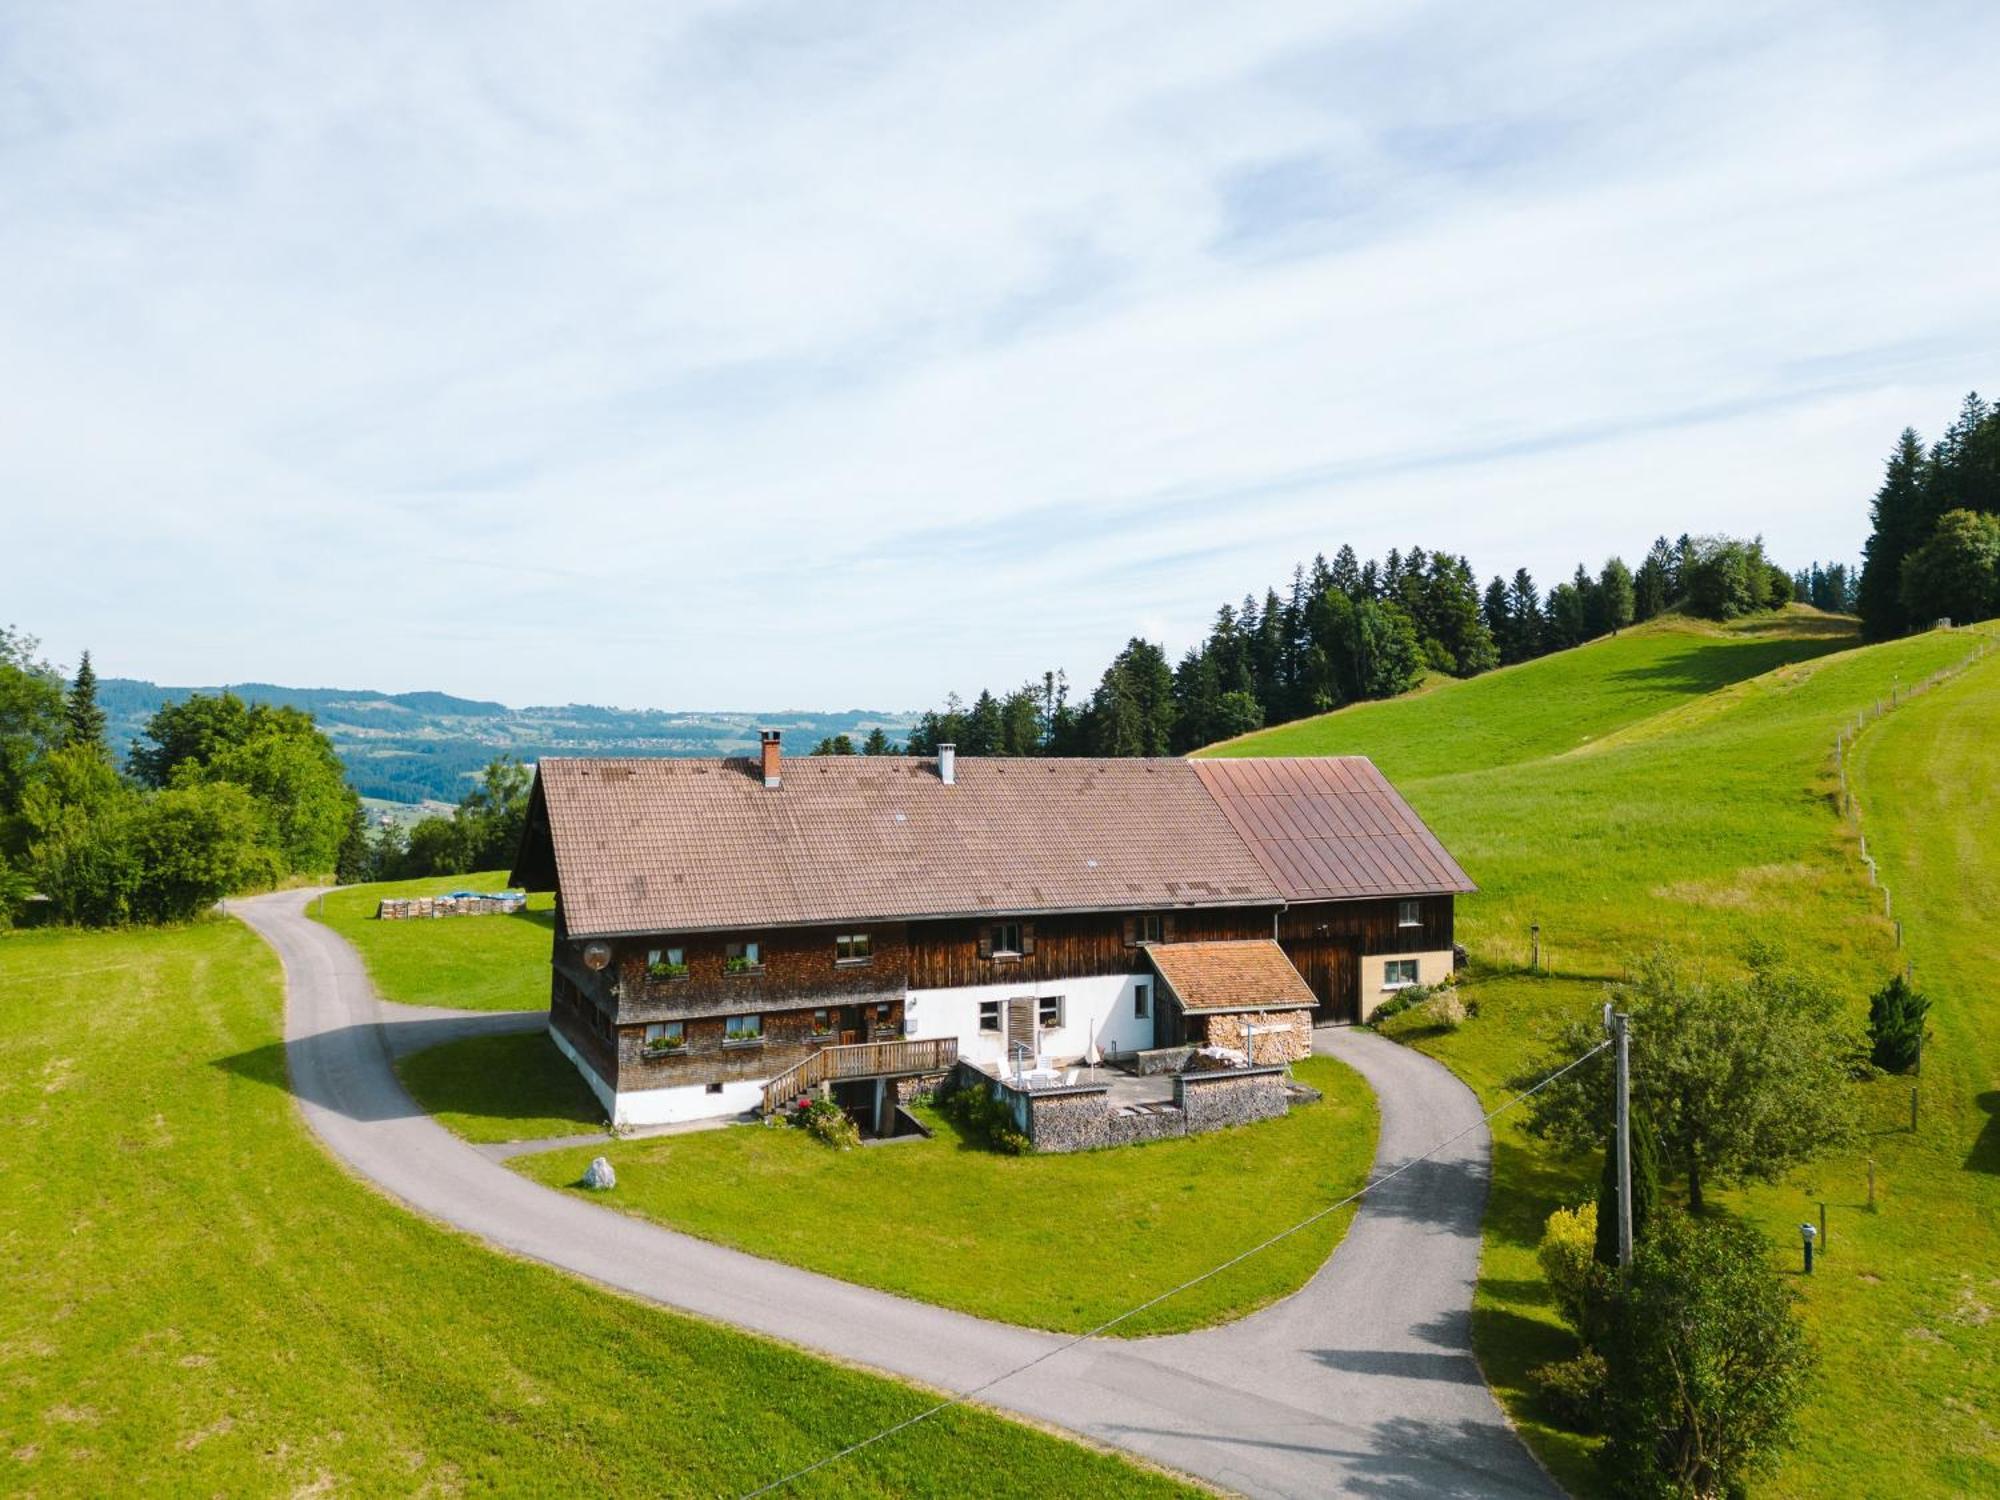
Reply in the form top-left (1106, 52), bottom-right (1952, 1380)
top-left (311, 870), bottom-right (555, 1011)
top-left (0, 920), bottom-right (1191, 1497)
top-left (1213, 617), bottom-right (1998, 1497)
top-left (1204, 608), bottom-right (1856, 780)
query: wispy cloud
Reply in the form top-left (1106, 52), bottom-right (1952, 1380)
top-left (1, 1), bottom-right (1996, 707)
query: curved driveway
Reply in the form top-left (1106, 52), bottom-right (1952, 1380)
top-left (237, 889), bottom-right (1555, 1499)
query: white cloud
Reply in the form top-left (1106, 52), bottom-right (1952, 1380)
top-left (1, 1), bottom-right (1996, 706)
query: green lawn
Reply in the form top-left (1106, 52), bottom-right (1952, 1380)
top-left (1218, 618), bottom-right (1998, 1498)
top-left (397, 1029), bottom-right (609, 1144)
top-left (515, 1054), bottom-right (1378, 1337)
top-left (0, 920), bottom-right (1193, 1497)
top-left (310, 869), bottom-right (554, 1011)
top-left (1202, 608), bottom-right (1856, 780)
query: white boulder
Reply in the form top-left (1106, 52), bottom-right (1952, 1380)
top-left (584, 1155), bottom-right (617, 1191)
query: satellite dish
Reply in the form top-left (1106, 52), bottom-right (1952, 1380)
top-left (582, 941), bottom-right (613, 971)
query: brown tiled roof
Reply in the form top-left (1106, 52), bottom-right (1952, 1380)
top-left (1190, 757), bottom-right (1474, 901)
top-left (1144, 939), bottom-right (1318, 1013)
top-left (526, 756), bottom-right (1282, 938)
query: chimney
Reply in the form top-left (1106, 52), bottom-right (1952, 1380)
top-left (938, 743), bottom-right (956, 785)
top-left (760, 730), bottom-right (782, 788)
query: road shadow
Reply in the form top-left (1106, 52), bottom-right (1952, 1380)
top-left (1969, 1091), bottom-right (2000, 1175)
top-left (1100, 1413), bottom-right (1553, 1498)
top-left (212, 1012), bottom-right (544, 1125)
top-left (1356, 1153), bottom-right (1490, 1236)
top-left (1309, 1346), bottom-right (1483, 1384)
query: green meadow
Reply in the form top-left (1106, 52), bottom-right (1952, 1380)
top-left (512, 1053), bottom-right (1378, 1337)
top-left (310, 869), bottom-right (554, 1011)
top-left (396, 1028), bottom-right (608, 1143)
top-left (0, 920), bottom-right (1193, 1497)
top-left (1215, 610), bottom-right (2000, 1497)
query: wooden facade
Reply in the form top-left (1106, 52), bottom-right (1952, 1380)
top-left (1277, 894), bottom-right (1455, 1024)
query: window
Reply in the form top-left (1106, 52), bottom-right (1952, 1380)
top-left (979, 1000), bottom-right (1002, 1032)
top-left (1133, 980), bottom-right (1151, 1020)
top-left (724, 941), bottom-right (762, 974)
top-left (1383, 959), bottom-right (1419, 990)
top-left (990, 921), bottom-right (1022, 956)
top-left (1397, 900), bottom-right (1422, 929)
top-left (835, 932), bottom-right (872, 964)
top-left (1038, 995), bottom-right (1064, 1029)
top-left (1139, 914), bottom-right (1164, 943)
top-left (872, 1002), bottom-right (894, 1027)
top-left (810, 1008), bottom-right (833, 1036)
top-left (723, 1014), bottom-right (763, 1044)
top-left (646, 946), bottom-right (687, 979)
top-left (705, 1082), bottom-right (724, 1095)
top-left (643, 1021), bottom-right (685, 1052)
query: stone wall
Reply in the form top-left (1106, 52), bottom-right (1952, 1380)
top-left (1134, 1045), bottom-right (1195, 1076)
top-left (1105, 1107), bottom-right (1187, 1146)
top-left (1174, 1066), bottom-right (1291, 1131)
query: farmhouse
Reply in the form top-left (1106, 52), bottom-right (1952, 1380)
top-left (509, 737), bottom-right (1472, 1128)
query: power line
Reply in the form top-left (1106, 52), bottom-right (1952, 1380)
top-left (737, 1037), bottom-right (1614, 1499)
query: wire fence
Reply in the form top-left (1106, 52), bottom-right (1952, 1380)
top-left (737, 1037), bottom-right (1615, 1499)
top-left (1831, 630), bottom-right (1996, 955)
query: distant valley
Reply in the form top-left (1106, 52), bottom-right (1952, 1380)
top-left (98, 678), bottom-right (918, 804)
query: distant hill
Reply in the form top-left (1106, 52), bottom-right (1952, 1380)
top-left (98, 678), bottom-right (918, 804)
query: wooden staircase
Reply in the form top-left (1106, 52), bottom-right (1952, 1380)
top-left (760, 1037), bottom-right (958, 1115)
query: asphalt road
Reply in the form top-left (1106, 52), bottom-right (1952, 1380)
top-left (236, 888), bottom-right (1557, 1499)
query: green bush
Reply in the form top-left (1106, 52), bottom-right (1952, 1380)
top-left (939, 1082), bottom-right (1031, 1155)
top-left (1600, 1211), bottom-right (1812, 1499)
top-left (1867, 974), bottom-right (1930, 1074)
top-left (789, 1097), bottom-right (860, 1151)
top-left (1538, 1201), bottom-right (1613, 1345)
top-left (1530, 1350), bottom-right (1608, 1433)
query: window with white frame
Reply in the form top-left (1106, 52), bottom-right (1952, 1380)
top-left (1137, 914), bottom-right (1163, 943)
top-left (1038, 994), bottom-right (1064, 1028)
top-left (835, 932), bottom-right (872, 964)
top-left (1133, 980), bottom-right (1151, 1020)
top-left (1397, 899), bottom-right (1422, 929)
top-left (724, 940), bottom-right (762, 973)
top-left (1383, 958), bottom-right (1420, 990)
top-left (979, 1000), bottom-right (1002, 1032)
top-left (723, 1013), bottom-right (763, 1043)
top-left (990, 921), bottom-right (1023, 956)
top-left (646, 945), bottom-right (687, 978)
top-left (810, 1008), bottom-right (833, 1036)
top-left (643, 1021), bottom-right (684, 1052)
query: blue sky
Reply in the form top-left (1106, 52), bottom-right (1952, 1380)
top-left (3, 2), bottom-right (1997, 709)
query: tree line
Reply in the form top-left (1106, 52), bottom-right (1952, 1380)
top-left (881, 532), bottom-right (1802, 759)
top-left (0, 633), bottom-right (357, 925)
top-left (1857, 391), bottom-right (2000, 639)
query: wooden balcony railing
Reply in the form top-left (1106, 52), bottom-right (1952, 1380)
top-left (760, 1037), bottom-right (958, 1115)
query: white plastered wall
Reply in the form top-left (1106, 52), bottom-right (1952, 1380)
top-left (548, 1021), bottom-right (764, 1127)
top-left (905, 974), bottom-right (1154, 1069)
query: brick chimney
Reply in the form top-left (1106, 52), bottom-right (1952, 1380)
top-left (760, 730), bottom-right (782, 788)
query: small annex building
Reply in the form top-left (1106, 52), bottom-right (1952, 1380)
top-left (510, 738), bottom-right (1472, 1128)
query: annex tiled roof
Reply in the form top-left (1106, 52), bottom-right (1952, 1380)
top-left (1144, 939), bottom-right (1319, 1013)
top-left (525, 756), bottom-right (1282, 938)
top-left (1189, 757), bottom-right (1475, 901)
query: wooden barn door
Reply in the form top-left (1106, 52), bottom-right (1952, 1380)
top-left (1282, 936), bottom-right (1359, 1025)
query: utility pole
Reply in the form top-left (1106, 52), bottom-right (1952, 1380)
top-left (1605, 1005), bottom-right (1634, 1267)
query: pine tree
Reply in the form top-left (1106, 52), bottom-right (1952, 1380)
top-left (1506, 569), bottom-right (1542, 660)
top-left (64, 649), bottom-right (108, 757)
top-left (860, 727), bottom-right (893, 755)
top-left (1857, 428), bottom-right (1931, 640)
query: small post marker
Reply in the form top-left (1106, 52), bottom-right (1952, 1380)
top-left (1531, 923), bottom-right (1541, 974)
top-left (1819, 1201), bottom-right (1827, 1256)
top-left (1867, 1157), bottom-right (1877, 1209)
top-left (1911, 1086), bottom-right (1919, 1133)
top-left (1800, 1221), bottom-right (1817, 1275)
